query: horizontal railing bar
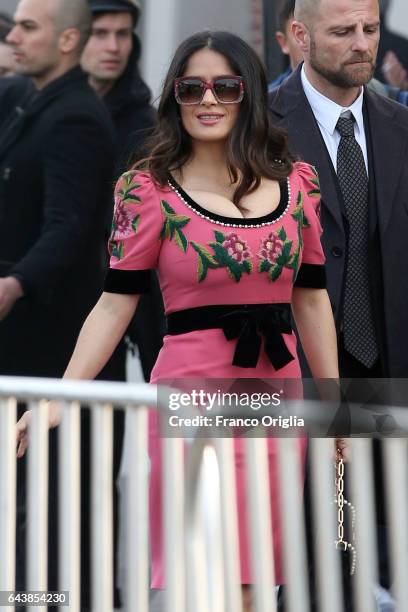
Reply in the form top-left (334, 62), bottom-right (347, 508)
top-left (0, 377), bottom-right (157, 407)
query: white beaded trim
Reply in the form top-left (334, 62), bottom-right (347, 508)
top-left (167, 178), bottom-right (292, 228)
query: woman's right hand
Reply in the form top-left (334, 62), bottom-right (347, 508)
top-left (16, 402), bottom-right (62, 459)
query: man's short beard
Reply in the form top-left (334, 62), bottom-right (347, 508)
top-left (309, 38), bottom-right (375, 88)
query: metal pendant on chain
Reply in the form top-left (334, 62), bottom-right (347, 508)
top-left (334, 452), bottom-right (357, 575)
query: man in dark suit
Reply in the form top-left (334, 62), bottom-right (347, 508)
top-left (0, 0), bottom-right (117, 607)
top-left (269, 0), bottom-right (408, 600)
top-left (269, 0), bottom-right (408, 380)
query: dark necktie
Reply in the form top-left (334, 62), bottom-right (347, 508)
top-left (336, 113), bottom-right (378, 369)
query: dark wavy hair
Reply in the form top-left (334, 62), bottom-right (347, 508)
top-left (135, 30), bottom-right (293, 205)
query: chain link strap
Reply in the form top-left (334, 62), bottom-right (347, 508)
top-left (334, 449), bottom-right (357, 575)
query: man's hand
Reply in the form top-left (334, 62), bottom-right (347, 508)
top-left (16, 402), bottom-right (62, 458)
top-left (0, 276), bottom-right (24, 320)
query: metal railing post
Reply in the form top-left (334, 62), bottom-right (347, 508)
top-left (214, 437), bottom-right (243, 612)
top-left (27, 400), bottom-right (49, 612)
top-left (91, 403), bottom-right (113, 612)
top-left (246, 436), bottom-right (277, 612)
top-left (278, 437), bottom-right (310, 612)
top-left (384, 437), bottom-right (408, 609)
top-left (59, 401), bottom-right (81, 612)
top-left (0, 397), bottom-right (17, 612)
top-left (123, 405), bottom-right (149, 612)
top-left (310, 438), bottom-right (344, 612)
top-left (164, 436), bottom-right (185, 612)
top-left (349, 438), bottom-right (378, 612)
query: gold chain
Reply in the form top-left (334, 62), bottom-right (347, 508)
top-left (334, 450), bottom-right (357, 575)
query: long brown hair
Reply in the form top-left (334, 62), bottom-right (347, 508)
top-left (134, 30), bottom-right (293, 205)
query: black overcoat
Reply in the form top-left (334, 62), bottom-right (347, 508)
top-left (0, 66), bottom-right (116, 377)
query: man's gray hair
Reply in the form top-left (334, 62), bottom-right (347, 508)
top-left (52, 0), bottom-right (92, 52)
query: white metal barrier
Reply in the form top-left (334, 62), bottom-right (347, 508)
top-left (0, 376), bottom-right (408, 612)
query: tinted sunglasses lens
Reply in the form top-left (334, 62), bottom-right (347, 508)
top-left (214, 78), bottom-right (242, 102)
top-left (176, 79), bottom-right (204, 104)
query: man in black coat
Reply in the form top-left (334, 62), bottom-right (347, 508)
top-left (0, 0), bottom-right (117, 607)
top-left (82, 0), bottom-right (164, 382)
top-left (269, 0), bottom-right (408, 599)
top-left (0, 0), bottom-right (115, 376)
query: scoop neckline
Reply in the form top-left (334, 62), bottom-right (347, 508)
top-left (167, 174), bottom-right (291, 227)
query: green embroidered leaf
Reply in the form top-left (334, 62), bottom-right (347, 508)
top-left (132, 215), bottom-right (140, 233)
top-left (278, 227), bottom-right (287, 241)
top-left (214, 230), bottom-right (225, 243)
top-left (174, 228), bottom-right (188, 253)
top-left (171, 215), bottom-right (190, 228)
top-left (122, 193), bottom-right (141, 204)
top-left (111, 240), bottom-right (125, 260)
top-left (302, 214), bottom-right (311, 228)
top-left (210, 242), bottom-right (231, 266)
top-left (191, 242), bottom-right (219, 282)
top-left (160, 220), bottom-right (171, 239)
top-left (227, 265), bottom-right (242, 282)
top-left (282, 240), bottom-right (293, 260)
top-left (297, 190), bottom-right (303, 206)
top-left (242, 258), bottom-right (253, 274)
top-left (292, 208), bottom-right (303, 222)
top-left (259, 259), bottom-right (272, 273)
top-left (160, 200), bottom-right (177, 215)
top-left (124, 173), bottom-right (137, 188)
top-left (269, 264), bottom-right (283, 282)
top-left (191, 242), bottom-right (218, 266)
top-left (289, 252), bottom-right (300, 281)
top-left (197, 255), bottom-right (207, 282)
top-left (276, 240), bottom-right (293, 266)
top-left (307, 189), bottom-right (320, 198)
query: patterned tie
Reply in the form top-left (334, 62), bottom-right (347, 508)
top-left (336, 113), bottom-right (379, 368)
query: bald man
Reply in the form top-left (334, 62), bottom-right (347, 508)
top-left (269, 0), bottom-right (408, 602)
top-left (0, 0), bottom-right (118, 607)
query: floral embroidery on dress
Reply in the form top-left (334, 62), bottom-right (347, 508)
top-left (307, 166), bottom-right (321, 217)
top-left (257, 228), bottom-right (294, 281)
top-left (191, 231), bottom-right (253, 283)
top-left (160, 200), bottom-right (190, 253)
top-left (110, 173), bottom-right (142, 260)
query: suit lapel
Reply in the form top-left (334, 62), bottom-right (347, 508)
top-left (270, 67), bottom-right (344, 229)
top-left (365, 89), bottom-right (407, 232)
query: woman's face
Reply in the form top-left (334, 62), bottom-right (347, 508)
top-left (177, 47), bottom-right (241, 145)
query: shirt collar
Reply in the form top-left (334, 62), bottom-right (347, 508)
top-left (301, 64), bottom-right (365, 137)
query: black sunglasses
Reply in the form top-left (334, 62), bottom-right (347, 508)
top-left (174, 75), bottom-right (244, 105)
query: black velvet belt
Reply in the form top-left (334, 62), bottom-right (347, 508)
top-left (166, 303), bottom-right (294, 370)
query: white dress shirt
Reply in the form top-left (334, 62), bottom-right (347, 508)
top-left (301, 65), bottom-right (368, 173)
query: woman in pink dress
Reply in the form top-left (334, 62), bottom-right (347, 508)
top-left (17, 30), bottom-right (339, 611)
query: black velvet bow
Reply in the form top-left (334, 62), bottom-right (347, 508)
top-left (219, 304), bottom-right (294, 370)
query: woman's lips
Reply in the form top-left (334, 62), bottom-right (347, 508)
top-left (196, 113), bottom-right (224, 125)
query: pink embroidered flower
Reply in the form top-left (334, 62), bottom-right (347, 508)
top-left (222, 232), bottom-right (251, 263)
top-left (258, 232), bottom-right (284, 264)
top-left (112, 200), bottom-right (134, 238)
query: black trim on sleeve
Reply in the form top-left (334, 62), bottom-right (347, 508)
top-left (294, 263), bottom-right (326, 288)
top-left (104, 268), bottom-right (151, 294)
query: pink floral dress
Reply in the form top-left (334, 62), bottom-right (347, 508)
top-left (105, 161), bottom-right (325, 587)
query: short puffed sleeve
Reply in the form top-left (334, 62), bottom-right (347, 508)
top-left (104, 171), bottom-right (163, 294)
top-left (293, 162), bottom-right (326, 289)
